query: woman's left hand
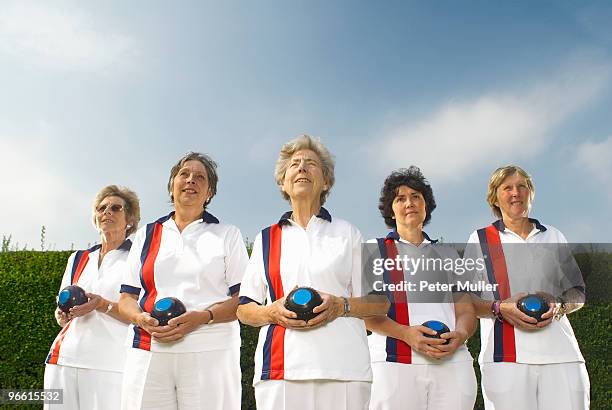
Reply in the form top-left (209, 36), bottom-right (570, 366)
top-left (302, 292), bottom-right (344, 329)
top-left (535, 291), bottom-right (557, 328)
top-left (152, 311), bottom-right (207, 343)
top-left (432, 330), bottom-right (468, 359)
top-left (68, 292), bottom-right (103, 319)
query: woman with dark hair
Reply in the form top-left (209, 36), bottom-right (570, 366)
top-left (44, 185), bottom-right (140, 409)
top-left (118, 152), bottom-right (249, 410)
top-left (465, 165), bottom-right (588, 410)
top-left (366, 167), bottom-right (477, 410)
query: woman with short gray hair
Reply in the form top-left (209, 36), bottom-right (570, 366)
top-left (119, 152), bottom-right (248, 410)
top-left (238, 135), bottom-right (389, 410)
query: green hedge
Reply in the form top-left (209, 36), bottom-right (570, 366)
top-left (0, 251), bottom-right (609, 409)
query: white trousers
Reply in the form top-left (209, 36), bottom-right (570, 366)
top-left (481, 362), bottom-right (590, 410)
top-left (43, 364), bottom-right (122, 409)
top-left (121, 347), bottom-right (241, 410)
top-left (369, 361), bottom-right (477, 410)
top-left (255, 379), bottom-right (371, 410)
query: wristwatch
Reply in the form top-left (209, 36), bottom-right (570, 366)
top-left (341, 297), bottom-right (351, 317)
top-left (555, 296), bottom-right (567, 320)
top-left (205, 309), bottom-right (214, 324)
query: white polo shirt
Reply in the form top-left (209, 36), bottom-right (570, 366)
top-left (367, 231), bottom-right (473, 365)
top-left (120, 211), bottom-right (248, 353)
top-left (239, 208), bottom-right (372, 385)
top-left (46, 240), bottom-right (132, 372)
top-left (465, 219), bottom-right (585, 365)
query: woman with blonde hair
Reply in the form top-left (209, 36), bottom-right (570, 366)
top-left (466, 165), bottom-right (589, 410)
top-left (44, 185), bottom-right (140, 409)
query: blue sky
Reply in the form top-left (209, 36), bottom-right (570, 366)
top-left (1, 0), bottom-right (611, 250)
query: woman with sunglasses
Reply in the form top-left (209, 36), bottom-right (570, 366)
top-left (44, 185), bottom-right (140, 409)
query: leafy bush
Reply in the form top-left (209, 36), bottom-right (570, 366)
top-left (0, 251), bottom-right (609, 409)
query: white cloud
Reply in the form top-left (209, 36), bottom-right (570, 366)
top-left (0, 125), bottom-right (93, 250)
top-left (374, 53), bottom-right (611, 182)
top-left (0, 2), bottom-right (133, 71)
top-left (575, 136), bottom-right (612, 199)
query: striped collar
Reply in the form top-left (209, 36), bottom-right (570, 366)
top-left (385, 230), bottom-right (438, 244)
top-left (278, 207), bottom-right (332, 226)
top-left (156, 210), bottom-right (219, 225)
top-left (492, 218), bottom-right (546, 233)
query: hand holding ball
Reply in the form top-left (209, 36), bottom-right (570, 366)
top-left (151, 297), bottom-right (187, 326)
top-left (284, 287), bottom-right (323, 322)
top-left (517, 294), bottom-right (548, 322)
top-left (422, 320), bottom-right (450, 345)
top-left (57, 285), bottom-right (88, 313)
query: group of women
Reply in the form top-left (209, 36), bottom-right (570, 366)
top-left (43, 135), bottom-right (589, 410)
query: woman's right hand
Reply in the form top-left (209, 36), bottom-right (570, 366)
top-left (133, 312), bottom-right (171, 335)
top-left (54, 308), bottom-right (70, 327)
top-left (266, 297), bottom-right (308, 329)
top-left (400, 325), bottom-right (447, 358)
top-left (499, 293), bottom-right (539, 330)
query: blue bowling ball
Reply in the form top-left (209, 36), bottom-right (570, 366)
top-left (422, 320), bottom-right (451, 345)
top-left (57, 285), bottom-right (88, 313)
top-left (285, 287), bottom-right (323, 322)
top-left (151, 297), bottom-right (187, 326)
top-left (517, 294), bottom-right (548, 321)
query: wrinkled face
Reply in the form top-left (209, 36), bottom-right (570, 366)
top-left (172, 160), bottom-right (210, 208)
top-left (495, 173), bottom-right (531, 219)
top-left (282, 149), bottom-right (328, 204)
top-left (95, 195), bottom-right (128, 235)
top-left (392, 185), bottom-right (426, 230)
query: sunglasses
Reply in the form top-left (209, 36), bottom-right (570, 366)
top-left (96, 204), bottom-right (125, 214)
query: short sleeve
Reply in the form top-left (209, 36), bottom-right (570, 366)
top-left (120, 226), bottom-right (145, 296)
top-left (224, 226), bottom-right (249, 295)
top-left (239, 232), bottom-right (268, 305)
top-left (58, 252), bottom-right (77, 293)
top-left (349, 225), bottom-right (364, 297)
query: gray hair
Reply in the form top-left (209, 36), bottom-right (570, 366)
top-left (92, 185), bottom-right (140, 236)
top-left (274, 134), bottom-right (335, 205)
top-left (167, 152), bottom-right (218, 208)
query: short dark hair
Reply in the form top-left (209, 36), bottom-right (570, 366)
top-left (167, 152), bottom-right (218, 208)
top-left (378, 166), bottom-right (437, 228)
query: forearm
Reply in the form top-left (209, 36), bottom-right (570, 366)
top-left (345, 295), bottom-right (390, 319)
top-left (236, 302), bottom-right (272, 327)
top-left (470, 294), bottom-right (495, 319)
top-left (364, 316), bottom-right (406, 340)
top-left (118, 293), bottom-right (143, 323)
top-left (561, 287), bottom-right (585, 315)
top-left (454, 294), bottom-right (478, 338)
top-left (95, 297), bottom-right (131, 324)
top-left (204, 295), bottom-right (240, 324)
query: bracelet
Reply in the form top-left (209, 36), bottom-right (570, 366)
top-left (491, 300), bottom-right (503, 321)
top-left (204, 309), bottom-right (214, 324)
top-left (105, 302), bottom-right (113, 314)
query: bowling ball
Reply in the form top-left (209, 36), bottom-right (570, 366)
top-left (57, 285), bottom-right (88, 313)
top-left (284, 287), bottom-right (323, 322)
top-left (422, 320), bottom-right (451, 345)
top-left (517, 294), bottom-right (549, 321)
top-left (151, 297), bottom-right (187, 326)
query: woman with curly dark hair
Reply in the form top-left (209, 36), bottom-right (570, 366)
top-left (365, 166), bottom-right (477, 410)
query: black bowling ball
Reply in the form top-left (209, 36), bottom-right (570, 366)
top-left (422, 320), bottom-right (451, 345)
top-left (284, 287), bottom-right (323, 322)
top-left (151, 297), bottom-right (187, 326)
top-left (517, 294), bottom-right (549, 322)
top-left (57, 285), bottom-right (88, 313)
